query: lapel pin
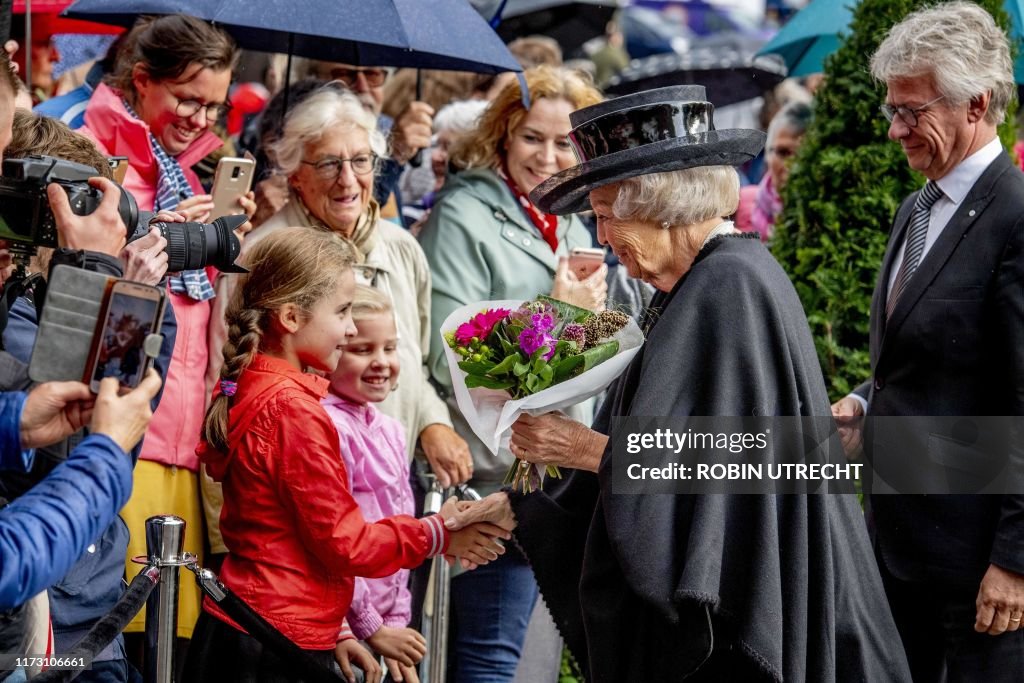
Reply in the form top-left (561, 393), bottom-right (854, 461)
top-left (969, 210), bottom-right (976, 217)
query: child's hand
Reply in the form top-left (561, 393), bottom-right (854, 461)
top-left (447, 522), bottom-right (509, 566)
top-left (383, 657), bottom-right (421, 683)
top-left (334, 639), bottom-right (381, 683)
top-left (366, 625), bottom-right (426, 666)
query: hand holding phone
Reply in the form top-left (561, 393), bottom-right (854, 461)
top-left (567, 247), bottom-right (606, 280)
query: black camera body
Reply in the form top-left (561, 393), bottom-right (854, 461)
top-left (0, 155), bottom-right (138, 248)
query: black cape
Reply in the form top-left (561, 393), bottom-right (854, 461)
top-left (511, 235), bottom-right (911, 682)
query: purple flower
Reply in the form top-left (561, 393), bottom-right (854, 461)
top-left (519, 327), bottom-right (556, 360)
top-left (530, 313), bottom-right (555, 333)
top-left (560, 323), bottom-right (585, 348)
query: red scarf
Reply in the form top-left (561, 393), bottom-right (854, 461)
top-left (497, 165), bottom-right (560, 252)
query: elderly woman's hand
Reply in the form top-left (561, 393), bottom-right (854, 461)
top-left (442, 492), bottom-right (516, 533)
top-left (550, 257), bottom-right (607, 312)
top-left (509, 412), bottom-right (608, 473)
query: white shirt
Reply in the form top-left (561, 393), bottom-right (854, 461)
top-left (851, 136), bottom-right (1002, 415)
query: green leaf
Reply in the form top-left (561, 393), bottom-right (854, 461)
top-left (537, 295), bottom-right (593, 325)
top-left (457, 359), bottom-right (496, 374)
top-left (531, 349), bottom-right (549, 373)
top-left (465, 375), bottom-right (514, 390)
top-left (489, 353), bottom-right (520, 376)
top-left (580, 340), bottom-right (619, 371)
top-left (553, 354), bottom-right (586, 382)
top-left (513, 360), bottom-right (531, 377)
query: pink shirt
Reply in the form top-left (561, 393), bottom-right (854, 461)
top-left (322, 394), bottom-right (415, 639)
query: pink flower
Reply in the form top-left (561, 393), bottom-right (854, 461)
top-left (455, 308), bottom-right (511, 345)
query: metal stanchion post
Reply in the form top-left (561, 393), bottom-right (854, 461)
top-left (142, 515), bottom-right (186, 683)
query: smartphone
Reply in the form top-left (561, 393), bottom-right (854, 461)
top-left (108, 156), bottom-right (129, 184)
top-left (86, 281), bottom-right (166, 392)
top-left (568, 247), bottom-right (606, 279)
top-left (210, 156), bottom-right (255, 220)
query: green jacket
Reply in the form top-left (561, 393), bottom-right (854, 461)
top-left (419, 167), bottom-right (594, 491)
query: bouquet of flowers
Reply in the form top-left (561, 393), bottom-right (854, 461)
top-left (441, 296), bottom-right (644, 491)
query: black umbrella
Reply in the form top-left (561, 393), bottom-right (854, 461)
top-left (604, 48), bottom-right (786, 106)
top-left (63, 0), bottom-right (522, 73)
top-left (484, 0), bottom-right (622, 57)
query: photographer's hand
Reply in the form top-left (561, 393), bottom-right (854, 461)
top-left (20, 381), bottom-right (94, 449)
top-left (90, 370), bottom-right (162, 453)
top-left (49, 177), bottom-right (127, 256)
top-left (122, 226), bottom-right (169, 286)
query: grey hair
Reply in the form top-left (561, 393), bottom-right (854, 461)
top-left (870, 1), bottom-right (1015, 124)
top-left (268, 86), bottom-right (388, 177)
top-left (612, 166), bottom-right (740, 227)
top-left (433, 99), bottom-right (488, 135)
top-left (767, 100), bottom-right (813, 153)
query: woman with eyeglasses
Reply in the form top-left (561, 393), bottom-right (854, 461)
top-left (736, 100), bottom-right (813, 241)
top-left (77, 13), bottom-right (251, 654)
top-left (221, 84), bottom-right (470, 504)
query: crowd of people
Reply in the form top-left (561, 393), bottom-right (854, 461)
top-left (0, 1), bottom-right (1022, 682)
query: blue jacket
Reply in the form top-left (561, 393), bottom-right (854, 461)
top-left (0, 392), bottom-right (131, 612)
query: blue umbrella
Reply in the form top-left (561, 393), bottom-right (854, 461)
top-left (63, 0), bottom-right (522, 73)
top-left (757, 0), bottom-right (1024, 83)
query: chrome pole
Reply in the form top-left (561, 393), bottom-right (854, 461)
top-left (143, 515), bottom-right (185, 683)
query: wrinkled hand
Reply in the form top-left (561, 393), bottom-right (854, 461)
top-left (550, 257), bottom-right (607, 312)
top-left (90, 370), bottom-right (163, 453)
top-left (509, 412), bottom-right (607, 473)
top-left (831, 396), bottom-right (865, 459)
top-left (366, 626), bottom-right (425, 667)
top-left (443, 492), bottom-right (516, 534)
top-left (20, 381), bottom-right (94, 449)
top-left (420, 423), bottom-right (472, 487)
top-left (384, 658), bottom-right (419, 683)
top-left (334, 639), bottom-right (380, 683)
top-left (391, 101), bottom-right (434, 166)
top-left (975, 564), bottom-right (1024, 635)
top-left (121, 226), bottom-right (169, 285)
top-left (49, 178), bottom-right (127, 256)
top-left (175, 194), bottom-right (214, 223)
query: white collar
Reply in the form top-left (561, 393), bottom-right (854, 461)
top-left (935, 137), bottom-right (1002, 205)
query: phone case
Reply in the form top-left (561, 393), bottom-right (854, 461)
top-left (211, 158), bottom-right (255, 220)
top-left (29, 266), bottom-right (111, 384)
top-left (86, 282), bottom-right (167, 391)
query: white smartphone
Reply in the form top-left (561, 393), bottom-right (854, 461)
top-left (568, 246), bottom-right (606, 279)
top-left (86, 280), bottom-right (166, 392)
top-left (210, 156), bottom-right (255, 220)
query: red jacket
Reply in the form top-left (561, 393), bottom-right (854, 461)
top-left (198, 354), bottom-right (448, 649)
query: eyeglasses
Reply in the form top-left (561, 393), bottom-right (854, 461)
top-left (329, 67), bottom-right (389, 89)
top-left (163, 83), bottom-right (231, 121)
top-left (301, 154), bottom-right (379, 179)
top-left (879, 94), bottom-right (946, 128)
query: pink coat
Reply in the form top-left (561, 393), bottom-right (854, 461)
top-left (322, 394), bottom-right (415, 639)
top-left (81, 82), bottom-right (223, 471)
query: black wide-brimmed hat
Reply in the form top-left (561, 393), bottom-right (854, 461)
top-left (529, 85), bottom-right (766, 215)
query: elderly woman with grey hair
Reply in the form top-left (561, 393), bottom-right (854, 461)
top-left (446, 86), bottom-right (913, 682)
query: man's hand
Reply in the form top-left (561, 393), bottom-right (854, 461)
top-left (20, 381), bottom-right (94, 449)
top-left (122, 226), bottom-right (169, 285)
top-left (975, 563), bottom-right (1024, 635)
top-left (90, 370), bottom-right (163, 453)
top-left (49, 178), bottom-right (127, 256)
top-left (420, 423), bottom-right (473, 487)
top-left (391, 101), bottom-right (435, 166)
top-left (831, 396), bottom-right (865, 459)
top-left (334, 639), bottom-right (381, 683)
top-left (366, 626), bottom-right (426, 666)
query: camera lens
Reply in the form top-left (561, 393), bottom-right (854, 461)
top-left (150, 214), bottom-right (247, 273)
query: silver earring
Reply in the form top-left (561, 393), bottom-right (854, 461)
top-left (661, 221), bottom-right (671, 229)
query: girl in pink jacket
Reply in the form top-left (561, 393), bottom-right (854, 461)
top-left (322, 286), bottom-right (427, 683)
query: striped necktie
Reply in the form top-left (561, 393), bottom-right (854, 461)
top-left (886, 181), bottom-right (944, 319)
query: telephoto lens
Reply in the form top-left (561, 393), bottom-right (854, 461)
top-left (149, 214), bottom-right (248, 273)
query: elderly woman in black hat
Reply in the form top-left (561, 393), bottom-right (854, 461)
top-left (446, 86), bottom-right (913, 682)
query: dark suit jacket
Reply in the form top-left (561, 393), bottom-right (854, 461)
top-left (860, 151), bottom-right (1024, 586)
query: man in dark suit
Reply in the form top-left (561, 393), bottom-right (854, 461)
top-left (832, 2), bottom-right (1024, 680)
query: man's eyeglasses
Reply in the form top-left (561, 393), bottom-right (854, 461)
top-left (329, 67), bottom-right (389, 89)
top-left (164, 84), bottom-right (231, 121)
top-left (301, 154), bottom-right (379, 179)
top-left (879, 95), bottom-right (945, 128)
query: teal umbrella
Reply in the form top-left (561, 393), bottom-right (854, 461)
top-left (757, 0), bottom-right (1024, 83)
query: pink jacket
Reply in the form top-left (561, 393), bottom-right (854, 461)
top-left (81, 82), bottom-right (223, 471)
top-left (322, 394), bottom-right (415, 639)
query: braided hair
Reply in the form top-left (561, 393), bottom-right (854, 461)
top-left (202, 226), bottom-right (356, 452)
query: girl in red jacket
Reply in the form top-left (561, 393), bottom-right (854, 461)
top-left (187, 226), bottom-right (508, 682)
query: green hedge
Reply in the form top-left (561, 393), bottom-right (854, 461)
top-left (770, 0), bottom-right (1017, 400)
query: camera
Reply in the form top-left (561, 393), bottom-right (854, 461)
top-left (0, 154), bottom-right (246, 273)
top-left (0, 155), bottom-right (138, 248)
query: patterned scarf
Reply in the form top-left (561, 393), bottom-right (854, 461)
top-left (497, 165), bottom-right (559, 252)
top-left (123, 98), bottom-right (215, 301)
